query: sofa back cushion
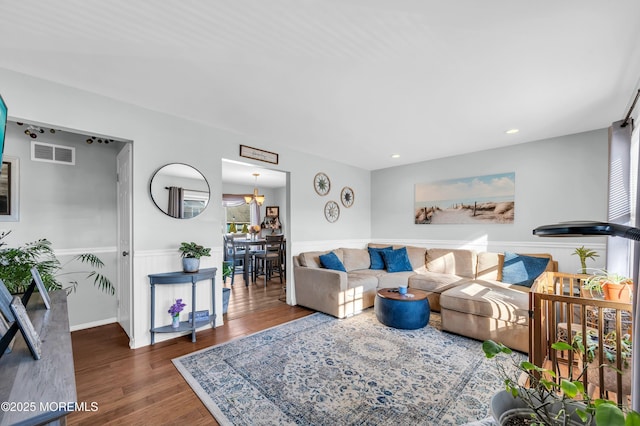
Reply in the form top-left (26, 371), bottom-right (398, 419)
top-left (299, 249), bottom-right (344, 269)
top-left (341, 248), bottom-right (371, 272)
top-left (476, 252), bottom-right (501, 280)
top-left (404, 245), bottom-right (427, 270)
top-left (426, 248), bottom-right (476, 278)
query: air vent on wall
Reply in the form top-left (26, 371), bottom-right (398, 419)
top-left (31, 141), bottom-right (75, 165)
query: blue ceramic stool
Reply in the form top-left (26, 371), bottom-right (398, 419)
top-left (375, 288), bottom-right (430, 329)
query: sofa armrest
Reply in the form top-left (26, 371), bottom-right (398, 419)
top-left (293, 266), bottom-right (349, 317)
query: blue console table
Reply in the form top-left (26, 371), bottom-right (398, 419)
top-left (148, 268), bottom-right (217, 344)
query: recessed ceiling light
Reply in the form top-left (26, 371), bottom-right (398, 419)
top-left (505, 129), bottom-right (519, 134)
top-left (391, 154), bottom-right (400, 158)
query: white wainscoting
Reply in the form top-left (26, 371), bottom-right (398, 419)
top-left (130, 247), bottom-right (224, 349)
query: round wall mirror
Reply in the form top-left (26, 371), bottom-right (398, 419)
top-left (149, 163), bottom-right (210, 219)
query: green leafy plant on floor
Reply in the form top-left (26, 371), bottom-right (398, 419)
top-left (0, 231), bottom-right (114, 295)
top-left (222, 261), bottom-right (234, 282)
top-left (484, 340), bottom-right (640, 425)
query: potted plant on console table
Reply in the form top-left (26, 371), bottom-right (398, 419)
top-left (179, 242), bottom-right (211, 273)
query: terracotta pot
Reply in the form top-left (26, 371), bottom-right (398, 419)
top-left (602, 282), bottom-right (632, 302)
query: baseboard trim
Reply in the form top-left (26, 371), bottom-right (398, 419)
top-left (70, 317), bottom-right (117, 332)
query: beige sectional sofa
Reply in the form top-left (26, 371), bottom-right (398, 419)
top-left (292, 244), bottom-right (557, 353)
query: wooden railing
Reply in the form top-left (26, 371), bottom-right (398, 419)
top-left (530, 272), bottom-right (633, 405)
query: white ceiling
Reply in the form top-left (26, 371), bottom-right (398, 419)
top-left (1, 1), bottom-right (640, 172)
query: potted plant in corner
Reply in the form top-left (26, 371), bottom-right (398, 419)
top-left (572, 246), bottom-right (599, 275)
top-left (0, 231), bottom-right (114, 295)
top-left (483, 339), bottom-right (640, 425)
top-left (179, 242), bottom-right (211, 273)
top-left (483, 339), bottom-right (594, 425)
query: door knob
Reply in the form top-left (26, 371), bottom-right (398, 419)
top-left (122, 251), bottom-right (129, 256)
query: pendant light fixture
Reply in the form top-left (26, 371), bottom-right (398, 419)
top-left (244, 173), bottom-right (265, 205)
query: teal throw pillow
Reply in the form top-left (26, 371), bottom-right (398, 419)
top-left (319, 251), bottom-right (347, 272)
top-left (368, 246), bottom-right (393, 270)
top-left (381, 247), bottom-right (413, 273)
top-left (501, 252), bottom-right (549, 287)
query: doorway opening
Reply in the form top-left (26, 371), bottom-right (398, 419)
top-left (221, 159), bottom-right (288, 320)
top-left (1, 119), bottom-right (133, 338)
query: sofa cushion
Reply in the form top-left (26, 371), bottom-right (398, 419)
top-left (299, 249), bottom-right (344, 268)
top-left (319, 251), bottom-right (347, 272)
top-left (440, 279), bottom-right (530, 325)
top-left (341, 248), bottom-right (371, 272)
top-left (346, 272), bottom-right (379, 291)
top-left (408, 271), bottom-right (469, 293)
top-left (501, 252), bottom-right (550, 287)
top-left (367, 246), bottom-right (393, 270)
top-left (404, 245), bottom-right (427, 270)
top-left (426, 248), bottom-right (476, 278)
top-left (381, 247), bottom-right (413, 272)
top-left (476, 252), bottom-right (501, 280)
top-left (377, 271), bottom-right (415, 289)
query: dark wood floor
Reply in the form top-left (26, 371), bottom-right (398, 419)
top-left (68, 276), bottom-right (313, 425)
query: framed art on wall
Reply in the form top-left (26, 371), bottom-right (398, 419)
top-left (266, 206), bottom-right (279, 218)
top-left (0, 156), bottom-right (19, 222)
top-left (239, 145), bottom-right (279, 165)
top-left (414, 172), bottom-right (515, 225)
top-left (314, 172), bottom-right (330, 196)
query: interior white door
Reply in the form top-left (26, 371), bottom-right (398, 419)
top-left (116, 143), bottom-right (133, 341)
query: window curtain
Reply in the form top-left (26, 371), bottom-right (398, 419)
top-left (250, 201), bottom-right (261, 227)
top-left (222, 194), bottom-right (246, 207)
top-left (167, 186), bottom-right (184, 218)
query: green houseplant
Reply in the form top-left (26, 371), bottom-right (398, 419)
top-left (582, 269), bottom-right (632, 302)
top-left (483, 339), bottom-right (640, 425)
top-left (179, 242), bottom-right (211, 273)
top-left (0, 232), bottom-right (114, 295)
top-left (572, 246), bottom-right (599, 275)
top-left (572, 330), bottom-right (633, 396)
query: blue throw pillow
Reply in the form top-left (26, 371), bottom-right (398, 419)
top-left (381, 247), bottom-right (414, 273)
top-left (501, 252), bottom-right (549, 287)
top-left (368, 246), bottom-right (393, 270)
top-left (319, 251), bottom-right (347, 272)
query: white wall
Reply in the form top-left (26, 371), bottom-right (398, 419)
top-left (371, 129), bottom-right (610, 273)
top-left (0, 68), bottom-right (372, 347)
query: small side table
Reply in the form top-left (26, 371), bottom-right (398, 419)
top-left (374, 288), bottom-right (430, 329)
top-left (148, 268), bottom-right (217, 344)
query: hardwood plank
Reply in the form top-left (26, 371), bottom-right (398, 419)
top-left (68, 276), bottom-right (313, 425)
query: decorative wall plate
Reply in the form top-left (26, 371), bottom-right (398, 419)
top-left (340, 186), bottom-right (354, 208)
top-left (324, 201), bottom-right (340, 223)
top-left (314, 172), bottom-right (331, 196)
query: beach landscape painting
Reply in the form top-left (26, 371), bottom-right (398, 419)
top-left (415, 172), bottom-right (515, 224)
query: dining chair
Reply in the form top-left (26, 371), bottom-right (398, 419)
top-left (223, 234), bottom-right (247, 286)
top-left (253, 234), bottom-right (284, 287)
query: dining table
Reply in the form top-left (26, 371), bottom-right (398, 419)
top-left (231, 237), bottom-right (267, 283)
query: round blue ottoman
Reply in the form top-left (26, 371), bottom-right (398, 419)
top-left (374, 288), bottom-right (430, 329)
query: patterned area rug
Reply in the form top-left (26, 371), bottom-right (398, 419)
top-left (173, 310), bottom-right (521, 425)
